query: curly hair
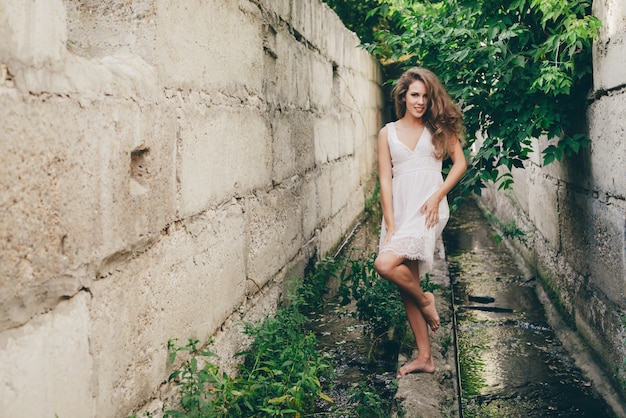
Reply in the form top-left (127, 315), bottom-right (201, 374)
top-left (392, 67), bottom-right (465, 159)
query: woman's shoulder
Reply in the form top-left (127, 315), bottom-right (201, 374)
top-left (379, 121), bottom-right (397, 134)
top-left (378, 123), bottom-right (389, 135)
top-left (378, 123), bottom-right (392, 143)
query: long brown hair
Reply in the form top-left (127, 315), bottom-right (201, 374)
top-left (392, 67), bottom-right (465, 159)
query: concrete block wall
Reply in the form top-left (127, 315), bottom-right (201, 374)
top-left (0, 0), bottom-right (384, 417)
top-left (477, 0), bottom-right (626, 396)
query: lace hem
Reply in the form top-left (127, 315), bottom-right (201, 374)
top-left (380, 234), bottom-right (435, 255)
top-left (378, 236), bottom-right (436, 275)
top-left (378, 247), bottom-right (434, 277)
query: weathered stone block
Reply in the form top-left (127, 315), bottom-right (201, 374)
top-left (555, 185), bottom-right (624, 305)
top-left (0, 0), bottom-right (66, 67)
top-left (586, 202), bottom-right (625, 305)
top-left (316, 164), bottom-right (333, 222)
top-left (318, 184), bottom-right (365, 256)
top-left (0, 293), bottom-right (93, 418)
top-left (65, 0), bottom-right (157, 63)
top-left (273, 32), bottom-right (312, 109)
top-left (331, 158), bottom-right (360, 216)
top-left (510, 165), bottom-right (529, 214)
top-left (314, 115), bottom-right (340, 164)
top-left (527, 169), bottom-right (560, 249)
top-left (290, 0), bottom-right (313, 42)
top-left (309, 54), bottom-right (333, 109)
top-left (575, 284), bottom-right (626, 372)
top-left (477, 182), bottom-right (507, 224)
top-left (0, 95), bottom-right (176, 332)
top-left (178, 105), bottom-right (270, 217)
top-left (532, 232), bottom-right (582, 316)
top-left (308, 0), bottom-right (325, 54)
top-left (338, 113), bottom-right (356, 158)
top-left (587, 92), bottom-right (626, 198)
top-left (272, 110), bottom-right (315, 184)
top-left (157, 0), bottom-right (264, 93)
top-left (258, 0), bottom-right (291, 22)
top-left (341, 31), bottom-right (360, 70)
top-left (328, 21), bottom-right (345, 67)
top-left (246, 177), bottom-right (304, 287)
top-left (593, 0), bottom-right (626, 91)
top-left (90, 201), bottom-right (247, 416)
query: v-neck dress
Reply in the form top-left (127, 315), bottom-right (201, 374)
top-left (379, 121), bottom-right (449, 275)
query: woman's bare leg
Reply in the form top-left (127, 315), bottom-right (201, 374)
top-left (397, 288), bottom-right (436, 378)
top-left (374, 251), bottom-right (440, 331)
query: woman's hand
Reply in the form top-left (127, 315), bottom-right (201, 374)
top-left (383, 225), bottom-right (396, 246)
top-left (418, 137), bottom-right (465, 230)
top-left (420, 194), bottom-right (441, 229)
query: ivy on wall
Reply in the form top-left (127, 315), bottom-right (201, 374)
top-left (326, 0), bottom-right (601, 196)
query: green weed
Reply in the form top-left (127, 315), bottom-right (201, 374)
top-left (484, 211), bottom-right (527, 245)
top-left (163, 287), bottom-right (333, 417)
top-left (346, 381), bottom-right (389, 417)
top-left (300, 255), bottom-right (343, 315)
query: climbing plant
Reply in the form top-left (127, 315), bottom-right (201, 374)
top-left (332, 0), bottom-right (601, 196)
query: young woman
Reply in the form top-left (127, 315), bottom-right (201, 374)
top-left (374, 67), bottom-right (466, 378)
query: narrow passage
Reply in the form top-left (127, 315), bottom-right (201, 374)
top-left (444, 199), bottom-right (614, 417)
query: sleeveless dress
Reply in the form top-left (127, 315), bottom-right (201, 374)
top-left (378, 122), bottom-right (449, 276)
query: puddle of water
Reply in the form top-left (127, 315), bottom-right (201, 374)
top-left (444, 199), bottom-right (615, 417)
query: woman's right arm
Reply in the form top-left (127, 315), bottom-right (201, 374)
top-left (378, 126), bottom-right (395, 245)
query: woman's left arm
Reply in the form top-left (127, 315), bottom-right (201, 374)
top-left (421, 138), bottom-right (467, 228)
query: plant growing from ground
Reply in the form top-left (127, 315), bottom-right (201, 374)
top-left (495, 219), bottom-right (528, 244)
top-left (162, 286), bottom-right (333, 417)
top-left (300, 255), bottom-right (344, 315)
top-left (484, 210), bottom-right (528, 245)
top-left (346, 381), bottom-right (389, 417)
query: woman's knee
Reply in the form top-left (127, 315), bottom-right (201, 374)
top-left (374, 254), bottom-right (392, 277)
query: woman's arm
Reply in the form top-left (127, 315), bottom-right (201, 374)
top-left (378, 126), bottom-right (395, 245)
top-left (421, 137), bottom-right (467, 229)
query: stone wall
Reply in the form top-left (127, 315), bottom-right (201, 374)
top-left (0, 0), bottom-right (384, 416)
top-left (476, 0), bottom-right (626, 396)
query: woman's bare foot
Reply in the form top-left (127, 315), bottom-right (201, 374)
top-left (396, 358), bottom-right (436, 378)
top-left (422, 292), bottom-right (440, 332)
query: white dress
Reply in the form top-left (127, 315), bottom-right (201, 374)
top-left (379, 122), bottom-right (449, 275)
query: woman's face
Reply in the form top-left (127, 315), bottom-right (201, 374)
top-left (403, 79), bottom-right (428, 119)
